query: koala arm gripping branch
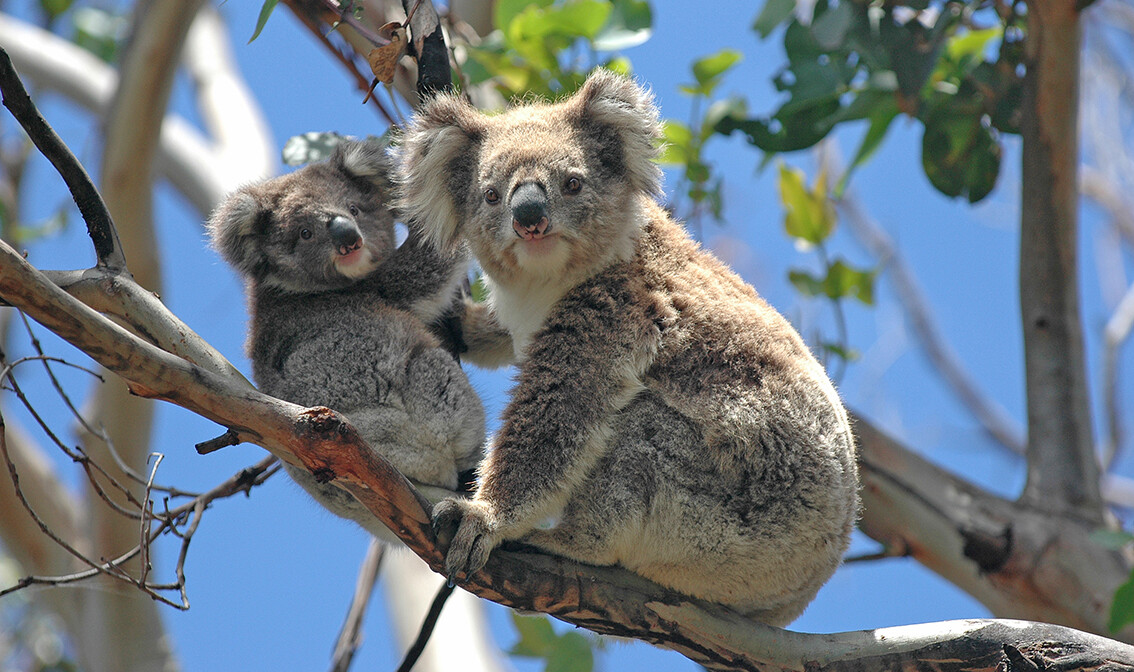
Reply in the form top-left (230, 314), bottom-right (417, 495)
top-left (434, 264), bottom-right (663, 579)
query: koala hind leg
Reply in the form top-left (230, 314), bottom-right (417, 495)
top-left (520, 393), bottom-right (828, 626)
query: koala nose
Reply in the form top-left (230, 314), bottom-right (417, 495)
top-left (511, 183), bottom-right (551, 240)
top-left (328, 215), bottom-right (363, 255)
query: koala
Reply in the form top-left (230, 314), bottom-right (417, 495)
top-left (394, 71), bottom-right (860, 626)
top-left (207, 139), bottom-right (486, 543)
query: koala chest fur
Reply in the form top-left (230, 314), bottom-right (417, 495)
top-left (398, 70), bottom-right (859, 626)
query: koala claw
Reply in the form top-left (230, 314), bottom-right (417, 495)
top-left (431, 497), bottom-right (499, 581)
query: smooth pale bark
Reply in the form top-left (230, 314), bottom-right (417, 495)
top-left (1018, 0), bottom-right (1103, 522)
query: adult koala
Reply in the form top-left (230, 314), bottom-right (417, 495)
top-left (395, 70), bottom-right (860, 626)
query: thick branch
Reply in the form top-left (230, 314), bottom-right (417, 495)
top-left (855, 416), bottom-right (1132, 640)
top-left (0, 236), bottom-right (1131, 669)
top-left (1018, 0), bottom-right (1103, 521)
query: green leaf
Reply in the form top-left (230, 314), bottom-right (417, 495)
top-left (837, 96), bottom-right (899, 195)
top-left (470, 274), bottom-right (489, 303)
top-left (921, 105), bottom-right (1001, 203)
top-left (249, 0), bottom-right (279, 43)
top-left (509, 613), bottom-right (558, 658)
top-left (811, 0), bottom-right (854, 50)
top-left (71, 7), bottom-right (128, 62)
top-left (281, 132), bottom-right (344, 166)
top-left (824, 259), bottom-right (876, 305)
top-left (752, 0), bottom-right (795, 39)
top-left (1109, 571), bottom-right (1134, 633)
top-left (656, 120), bottom-right (693, 166)
top-left (546, 631), bottom-right (594, 672)
top-left (701, 97), bottom-right (748, 141)
top-left (40, 0), bottom-right (73, 21)
top-left (789, 269), bottom-right (825, 297)
top-left (822, 342), bottom-right (860, 362)
top-left (946, 27), bottom-right (1002, 62)
top-left (777, 164), bottom-right (835, 245)
top-left (593, 0), bottom-right (653, 51)
top-left (495, 0), bottom-right (553, 33)
top-left (691, 49), bottom-right (742, 97)
top-left (1091, 529), bottom-right (1134, 551)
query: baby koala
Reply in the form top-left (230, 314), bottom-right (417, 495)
top-left (396, 71), bottom-right (860, 625)
top-left (208, 138), bottom-right (485, 542)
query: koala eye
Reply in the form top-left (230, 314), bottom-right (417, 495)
top-left (564, 177), bottom-right (583, 195)
top-left (300, 228), bottom-right (313, 240)
top-left (484, 187), bottom-right (500, 205)
top-left (348, 204), bottom-right (360, 216)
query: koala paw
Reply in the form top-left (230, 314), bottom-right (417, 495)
top-left (432, 497), bottom-right (499, 584)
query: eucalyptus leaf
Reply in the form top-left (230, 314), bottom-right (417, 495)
top-left (691, 49), bottom-right (742, 97)
top-left (752, 0), bottom-right (795, 39)
top-left (778, 164), bottom-right (835, 245)
top-left (509, 613), bottom-right (557, 658)
top-left (249, 0), bottom-right (279, 43)
top-left (546, 632), bottom-right (594, 672)
top-left (1109, 572), bottom-right (1134, 633)
top-left (593, 0), bottom-right (653, 51)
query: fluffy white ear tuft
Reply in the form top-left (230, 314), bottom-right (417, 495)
top-left (338, 138), bottom-right (393, 191)
top-left (394, 94), bottom-right (484, 252)
top-left (207, 191), bottom-right (267, 278)
top-left (573, 69), bottom-right (663, 197)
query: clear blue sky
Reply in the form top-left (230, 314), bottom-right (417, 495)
top-left (6, 0), bottom-right (1132, 670)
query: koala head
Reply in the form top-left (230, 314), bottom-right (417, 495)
top-left (208, 139), bottom-right (397, 294)
top-left (395, 70), bottom-right (663, 283)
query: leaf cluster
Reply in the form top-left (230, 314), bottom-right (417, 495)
top-left (720, 0), bottom-right (1025, 202)
top-left (463, 0), bottom-right (652, 97)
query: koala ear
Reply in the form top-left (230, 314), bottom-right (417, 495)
top-left (207, 191), bottom-right (269, 279)
top-left (572, 69), bottom-right (663, 197)
top-left (336, 138), bottom-right (394, 194)
top-left (394, 94), bottom-right (484, 252)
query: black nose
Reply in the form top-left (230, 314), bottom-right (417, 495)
top-left (511, 183), bottom-right (549, 229)
top-left (328, 215), bottom-right (362, 255)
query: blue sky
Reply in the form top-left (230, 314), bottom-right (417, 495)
top-left (4, 0), bottom-right (1132, 670)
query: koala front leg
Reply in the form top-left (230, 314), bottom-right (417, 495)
top-left (433, 269), bottom-right (662, 580)
top-left (363, 229), bottom-right (469, 321)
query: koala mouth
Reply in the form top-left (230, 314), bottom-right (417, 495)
top-left (337, 239), bottom-right (363, 257)
top-left (512, 216), bottom-right (551, 241)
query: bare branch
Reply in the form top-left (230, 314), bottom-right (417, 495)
top-left (1102, 283), bottom-right (1134, 467)
top-left (0, 49), bottom-right (123, 269)
top-left (329, 539), bottom-right (385, 672)
top-left (395, 581), bottom-right (455, 672)
top-left (0, 13), bottom-right (269, 215)
top-left (837, 192), bottom-right (1026, 454)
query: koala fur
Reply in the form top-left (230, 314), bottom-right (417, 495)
top-left (395, 71), bottom-right (860, 625)
top-left (207, 139), bottom-right (485, 543)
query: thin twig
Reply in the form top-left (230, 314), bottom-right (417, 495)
top-left (1, 353), bottom-right (146, 518)
top-left (396, 580), bottom-right (456, 672)
top-left (0, 46), bottom-right (125, 269)
top-left (329, 538), bottom-right (386, 672)
top-left (282, 0), bottom-right (397, 124)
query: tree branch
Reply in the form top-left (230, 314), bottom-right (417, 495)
top-left (0, 49), bottom-right (123, 269)
top-left (1018, 0), bottom-right (1103, 521)
top-left (0, 13), bottom-right (269, 215)
top-left (1, 231), bottom-right (1131, 669)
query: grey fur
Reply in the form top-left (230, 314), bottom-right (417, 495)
top-left (397, 71), bottom-right (860, 625)
top-left (207, 139), bottom-right (485, 542)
